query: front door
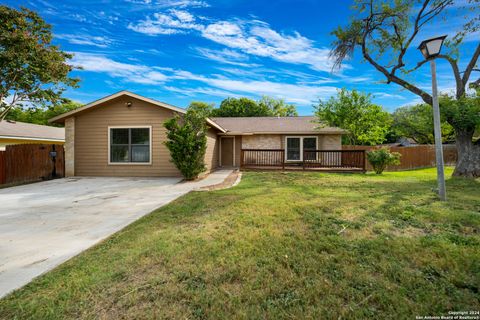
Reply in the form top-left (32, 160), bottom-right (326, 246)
top-left (221, 137), bottom-right (234, 167)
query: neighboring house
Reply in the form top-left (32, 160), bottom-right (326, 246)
top-left (50, 91), bottom-right (348, 177)
top-left (0, 120), bottom-right (65, 150)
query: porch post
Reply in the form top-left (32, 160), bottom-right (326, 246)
top-left (240, 149), bottom-right (244, 168)
top-left (302, 151), bottom-right (305, 170)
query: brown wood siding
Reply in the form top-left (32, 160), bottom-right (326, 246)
top-left (205, 128), bottom-right (219, 171)
top-left (74, 96), bottom-right (181, 177)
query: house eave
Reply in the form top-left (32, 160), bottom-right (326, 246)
top-left (218, 131), bottom-right (346, 135)
top-left (0, 135), bottom-right (65, 142)
top-left (49, 90), bottom-right (187, 124)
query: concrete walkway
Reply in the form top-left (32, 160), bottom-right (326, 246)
top-left (0, 170), bottom-right (232, 298)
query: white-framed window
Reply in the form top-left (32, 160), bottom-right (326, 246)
top-left (285, 136), bottom-right (317, 161)
top-left (108, 126), bottom-right (152, 165)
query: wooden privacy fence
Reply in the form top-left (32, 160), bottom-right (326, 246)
top-left (0, 144), bottom-right (65, 185)
top-left (240, 149), bottom-right (366, 172)
top-left (343, 145), bottom-right (457, 171)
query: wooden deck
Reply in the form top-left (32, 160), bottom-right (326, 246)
top-left (241, 165), bottom-right (365, 173)
top-left (240, 149), bottom-right (366, 173)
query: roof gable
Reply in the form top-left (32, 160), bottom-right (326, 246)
top-left (49, 91), bottom-right (186, 123)
top-left (49, 91), bottom-right (226, 132)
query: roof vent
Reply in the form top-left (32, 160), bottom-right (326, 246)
top-left (6, 120), bottom-right (16, 124)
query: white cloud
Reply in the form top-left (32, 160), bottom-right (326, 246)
top-left (375, 93), bottom-right (406, 100)
top-left (69, 14), bottom-right (87, 22)
top-left (124, 0), bottom-right (209, 8)
top-left (71, 52), bottom-right (168, 85)
top-left (71, 52), bottom-right (338, 104)
top-left (164, 85), bottom-right (239, 98)
top-left (128, 10), bottom-right (338, 72)
top-left (204, 78), bottom-right (337, 104)
top-left (168, 69), bottom-right (338, 103)
top-left (170, 9), bottom-right (195, 22)
top-left (127, 9), bottom-right (203, 35)
top-left (56, 34), bottom-right (113, 48)
top-left (195, 48), bottom-right (260, 67)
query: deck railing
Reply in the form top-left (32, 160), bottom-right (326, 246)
top-left (241, 149), bottom-right (285, 169)
top-left (240, 149), bottom-right (365, 172)
top-left (303, 150), bottom-right (365, 170)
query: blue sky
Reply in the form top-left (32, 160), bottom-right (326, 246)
top-left (4, 0), bottom-right (479, 114)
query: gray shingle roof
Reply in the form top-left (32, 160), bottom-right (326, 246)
top-left (0, 120), bottom-right (65, 141)
top-left (210, 116), bottom-right (346, 134)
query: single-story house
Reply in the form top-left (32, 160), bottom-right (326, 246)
top-left (50, 91), bottom-right (352, 177)
top-left (0, 120), bottom-right (65, 150)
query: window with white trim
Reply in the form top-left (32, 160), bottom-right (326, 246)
top-left (110, 127), bottom-right (151, 163)
top-left (285, 136), bottom-right (317, 161)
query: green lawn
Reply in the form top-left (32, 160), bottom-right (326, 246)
top-left (1, 168), bottom-right (479, 319)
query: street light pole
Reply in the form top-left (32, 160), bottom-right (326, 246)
top-left (418, 35), bottom-right (448, 201)
top-left (430, 59), bottom-right (446, 201)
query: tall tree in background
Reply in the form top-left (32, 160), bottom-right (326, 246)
top-left (0, 6), bottom-right (78, 121)
top-left (330, 0), bottom-right (480, 177)
top-left (315, 89), bottom-right (392, 145)
top-left (392, 104), bottom-right (455, 144)
top-left (5, 99), bottom-right (81, 126)
top-left (212, 97), bottom-right (271, 117)
top-left (211, 96), bottom-right (298, 117)
top-left (187, 101), bottom-right (214, 117)
top-left (258, 96), bottom-right (298, 116)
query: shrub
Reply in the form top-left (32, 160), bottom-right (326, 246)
top-left (164, 107), bottom-right (208, 180)
top-left (366, 148), bottom-right (401, 174)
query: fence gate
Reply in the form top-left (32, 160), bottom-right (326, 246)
top-left (0, 144), bottom-right (65, 186)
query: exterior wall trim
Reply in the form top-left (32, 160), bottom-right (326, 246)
top-left (219, 131), bottom-right (345, 135)
top-left (0, 135), bottom-right (65, 142)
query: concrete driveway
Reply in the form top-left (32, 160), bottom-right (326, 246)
top-left (0, 170), bottom-right (233, 298)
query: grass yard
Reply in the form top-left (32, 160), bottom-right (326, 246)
top-left (0, 168), bottom-right (479, 319)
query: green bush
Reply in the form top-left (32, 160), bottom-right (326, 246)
top-left (366, 148), bottom-right (401, 174)
top-left (164, 107), bottom-right (208, 180)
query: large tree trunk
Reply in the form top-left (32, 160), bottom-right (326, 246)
top-left (453, 129), bottom-right (480, 178)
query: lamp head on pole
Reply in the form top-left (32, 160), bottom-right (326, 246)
top-left (418, 35), bottom-right (447, 59)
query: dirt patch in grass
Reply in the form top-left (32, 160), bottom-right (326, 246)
top-left (198, 170), bottom-right (241, 191)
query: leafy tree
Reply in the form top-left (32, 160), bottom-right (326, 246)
top-left (164, 104), bottom-right (208, 180)
top-left (187, 101), bottom-right (214, 117)
top-left (367, 148), bottom-right (401, 174)
top-left (5, 99), bottom-right (81, 126)
top-left (315, 89), bottom-right (392, 145)
top-left (211, 97), bottom-right (271, 117)
top-left (258, 96), bottom-right (298, 116)
top-left (330, 0), bottom-right (480, 177)
top-left (440, 93), bottom-right (480, 175)
top-left (392, 104), bottom-right (455, 144)
top-left (0, 5), bottom-right (78, 121)
top-left (209, 96), bottom-right (298, 117)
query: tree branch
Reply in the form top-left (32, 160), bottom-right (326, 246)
top-left (411, 55), bottom-right (464, 98)
top-left (361, 8), bottom-right (433, 105)
top-left (462, 43), bottom-right (480, 88)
